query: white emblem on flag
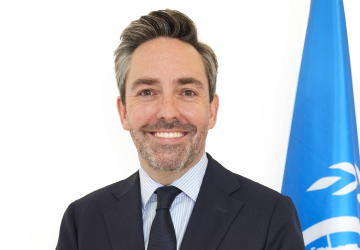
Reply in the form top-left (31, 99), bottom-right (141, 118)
top-left (304, 163), bottom-right (360, 249)
top-left (307, 163), bottom-right (360, 202)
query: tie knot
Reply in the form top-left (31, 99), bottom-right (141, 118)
top-left (155, 186), bottom-right (182, 210)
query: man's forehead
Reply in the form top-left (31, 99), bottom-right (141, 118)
top-left (126, 38), bottom-right (208, 91)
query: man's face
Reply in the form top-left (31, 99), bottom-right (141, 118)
top-left (117, 37), bottom-right (219, 172)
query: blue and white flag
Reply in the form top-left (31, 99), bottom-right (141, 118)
top-left (281, 0), bottom-right (360, 249)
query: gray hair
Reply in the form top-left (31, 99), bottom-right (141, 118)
top-left (114, 9), bottom-right (218, 105)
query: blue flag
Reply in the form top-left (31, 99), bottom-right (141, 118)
top-left (281, 0), bottom-right (360, 249)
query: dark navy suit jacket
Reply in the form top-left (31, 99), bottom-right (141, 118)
top-left (56, 153), bottom-right (305, 250)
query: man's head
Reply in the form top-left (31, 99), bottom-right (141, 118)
top-left (114, 9), bottom-right (218, 106)
top-left (115, 10), bottom-right (219, 178)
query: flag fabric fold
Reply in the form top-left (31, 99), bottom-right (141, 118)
top-left (281, 0), bottom-right (360, 249)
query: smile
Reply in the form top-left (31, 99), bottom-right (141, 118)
top-left (152, 132), bottom-right (186, 138)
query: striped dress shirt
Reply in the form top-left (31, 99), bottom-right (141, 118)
top-left (139, 152), bottom-right (208, 250)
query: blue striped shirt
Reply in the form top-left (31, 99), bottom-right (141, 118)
top-left (139, 153), bottom-right (208, 250)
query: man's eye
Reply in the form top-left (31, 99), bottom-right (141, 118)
top-left (140, 90), bottom-right (153, 96)
top-left (183, 90), bottom-right (195, 96)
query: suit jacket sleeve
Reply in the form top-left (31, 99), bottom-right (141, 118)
top-left (56, 203), bottom-right (78, 250)
top-left (264, 195), bottom-right (305, 250)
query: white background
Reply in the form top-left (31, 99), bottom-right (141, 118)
top-left (0, 0), bottom-right (359, 249)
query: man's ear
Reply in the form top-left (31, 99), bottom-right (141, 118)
top-left (117, 96), bottom-right (129, 131)
top-left (208, 94), bottom-right (219, 129)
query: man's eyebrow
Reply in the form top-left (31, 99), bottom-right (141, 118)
top-left (176, 77), bottom-right (205, 89)
top-left (131, 78), bottom-right (160, 91)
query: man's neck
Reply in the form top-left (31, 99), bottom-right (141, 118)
top-left (139, 150), bottom-right (205, 186)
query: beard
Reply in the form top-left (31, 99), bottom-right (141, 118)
top-left (129, 120), bottom-right (206, 172)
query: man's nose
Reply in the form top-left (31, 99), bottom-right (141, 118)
top-left (156, 95), bottom-right (181, 121)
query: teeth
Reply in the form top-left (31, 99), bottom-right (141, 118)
top-left (154, 132), bottom-right (185, 138)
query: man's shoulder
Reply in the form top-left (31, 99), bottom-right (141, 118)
top-left (207, 153), bottom-right (286, 206)
top-left (231, 172), bottom-right (287, 209)
top-left (209, 157), bottom-right (295, 222)
top-left (234, 173), bottom-right (282, 199)
top-left (71, 171), bottom-right (139, 211)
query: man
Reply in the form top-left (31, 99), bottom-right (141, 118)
top-left (56, 9), bottom-right (305, 250)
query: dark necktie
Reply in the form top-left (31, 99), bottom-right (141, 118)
top-left (147, 186), bottom-right (182, 250)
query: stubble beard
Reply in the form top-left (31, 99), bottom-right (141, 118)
top-left (129, 120), bottom-right (206, 172)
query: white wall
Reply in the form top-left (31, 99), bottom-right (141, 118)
top-left (0, 0), bottom-right (359, 249)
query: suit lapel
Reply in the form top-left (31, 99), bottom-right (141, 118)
top-left (102, 172), bottom-right (145, 250)
top-left (180, 154), bottom-right (244, 250)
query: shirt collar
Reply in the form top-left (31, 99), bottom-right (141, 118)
top-left (139, 152), bottom-right (208, 209)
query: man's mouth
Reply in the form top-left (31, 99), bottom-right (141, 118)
top-left (151, 132), bottom-right (186, 138)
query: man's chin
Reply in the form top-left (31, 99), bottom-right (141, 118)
top-left (146, 152), bottom-right (191, 172)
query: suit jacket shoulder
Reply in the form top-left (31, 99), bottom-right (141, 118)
top-left (190, 153), bottom-right (304, 250)
top-left (72, 172), bottom-right (137, 211)
top-left (56, 171), bottom-right (144, 250)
